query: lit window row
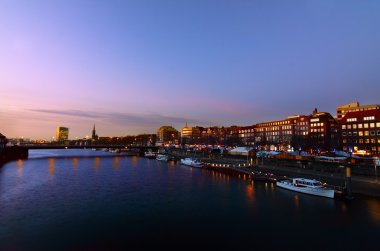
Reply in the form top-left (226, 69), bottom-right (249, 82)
top-left (364, 116), bottom-right (375, 121)
top-left (342, 122), bottom-right (380, 129)
top-left (347, 118), bottom-right (357, 122)
top-left (342, 131), bottom-right (380, 136)
top-left (311, 122), bottom-right (324, 127)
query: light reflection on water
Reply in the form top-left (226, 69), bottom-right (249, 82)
top-left (48, 158), bottom-right (55, 177)
top-left (0, 149), bottom-right (379, 250)
top-left (72, 158), bottom-right (78, 169)
top-left (93, 157), bottom-right (100, 170)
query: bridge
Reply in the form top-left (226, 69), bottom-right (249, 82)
top-left (23, 145), bottom-right (159, 151)
top-left (0, 145), bottom-right (159, 166)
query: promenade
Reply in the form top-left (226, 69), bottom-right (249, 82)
top-left (255, 163), bottom-right (380, 198)
top-left (169, 149), bottom-right (380, 198)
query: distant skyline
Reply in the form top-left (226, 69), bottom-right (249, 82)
top-left (1, 0), bottom-right (380, 139)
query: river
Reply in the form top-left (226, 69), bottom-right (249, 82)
top-left (0, 149), bottom-right (379, 250)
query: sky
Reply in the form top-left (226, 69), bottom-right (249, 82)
top-left (1, 0), bottom-right (380, 140)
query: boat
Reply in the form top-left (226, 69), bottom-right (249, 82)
top-left (180, 158), bottom-right (203, 168)
top-left (276, 178), bottom-right (334, 198)
top-left (156, 154), bottom-right (168, 161)
top-left (144, 151), bottom-right (157, 159)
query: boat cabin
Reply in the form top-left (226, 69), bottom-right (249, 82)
top-left (293, 178), bottom-right (323, 188)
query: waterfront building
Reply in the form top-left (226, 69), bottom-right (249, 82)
top-left (237, 125), bottom-right (256, 146)
top-left (56, 127), bottom-right (69, 142)
top-left (180, 123), bottom-right (203, 144)
top-left (339, 109), bottom-right (380, 156)
top-left (254, 117), bottom-right (298, 151)
top-left (156, 126), bottom-right (179, 145)
top-left (337, 102), bottom-right (380, 120)
top-left (91, 124), bottom-right (98, 141)
top-left (293, 115), bottom-right (312, 151)
top-left (201, 126), bottom-right (230, 145)
top-left (309, 109), bottom-right (339, 152)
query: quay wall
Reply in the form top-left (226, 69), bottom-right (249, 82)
top-left (0, 146), bottom-right (29, 167)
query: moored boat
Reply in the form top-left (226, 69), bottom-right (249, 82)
top-left (276, 178), bottom-right (334, 198)
top-left (156, 154), bottom-right (168, 161)
top-left (180, 158), bottom-right (203, 168)
top-left (144, 151), bottom-right (157, 159)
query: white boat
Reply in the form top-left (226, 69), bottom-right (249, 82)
top-left (180, 158), bottom-right (203, 168)
top-left (276, 178), bottom-right (335, 198)
top-left (156, 154), bottom-right (168, 161)
top-left (144, 151), bottom-right (157, 159)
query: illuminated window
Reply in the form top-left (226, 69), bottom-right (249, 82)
top-left (347, 118), bottom-right (357, 122)
top-left (377, 122), bottom-right (380, 127)
top-left (371, 139), bottom-right (376, 144)
top-left (364, 116), bottom-right (375, 121)
top-left (342, 125), bottom-right (346, 129)
top-left (365, 131), bottom-right (369, 136)
top-left (370, 123), bottom-right (375, 128)
top-left (343, 139), bottom-right (347, 143)
top-left (365, 139), bottom-right (370, 143)
top-left (358, 124), bottom-right (363, 129)
top-left (364, 124), bottom-right (369, 128)
top-left (353, 124), bottom-right (357, 129)
top-left (347, 125), bottom-right (351, 129)
top-left (359, 131), bottom-right (363, 136)
top-left (359, 139), bottom-right (363, 143)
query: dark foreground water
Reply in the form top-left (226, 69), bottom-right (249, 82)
top-left (1, 150), bottom-right (380, 250)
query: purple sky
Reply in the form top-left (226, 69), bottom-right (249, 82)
top-left (1, 0), bottom-right (380, 140)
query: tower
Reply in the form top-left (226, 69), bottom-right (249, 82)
top-left (56, 127), bottom-right (69, 142)
top-left (91, 124), bottom-right (98, 141)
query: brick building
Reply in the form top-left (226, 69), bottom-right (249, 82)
top-left (339, 110), bottom-right (380, 156)
top-left (309, 109), bottom-right (339, 153)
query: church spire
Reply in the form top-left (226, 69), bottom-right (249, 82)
top-left (92, 124), bottom-right (97, 140)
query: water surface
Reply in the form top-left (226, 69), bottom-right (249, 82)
top-left (1, 150), bottom-right (379, 250)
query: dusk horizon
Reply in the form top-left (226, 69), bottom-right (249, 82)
top-left (1, 0), bottom-right (380, 139)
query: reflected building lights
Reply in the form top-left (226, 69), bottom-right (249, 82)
top-left (367, 199), bottom-right (380, 223)
top-left (246, 183), bottom-right (255, 203)
top-left (72, 157), bottom-right (78, 169)
top-left (16, 159), bottom-right (23, 178)
top-left (294, 195), bottom-right (300, 209)
top-left (48, 158), bottom-right (55, 176)
top-left (131, 156), bottom-right (138, 167)
top-left (113, 157), bottom-right (120, 170)
top-left (93, 157), bottom-right (100, 170)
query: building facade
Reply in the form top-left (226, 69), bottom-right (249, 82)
top-left (156, 126), bottom-right (179, 144)
top-left (339, 110), bottom-right (380, 156)
top-left (254, 116), bottom-right (298, 151)
top-left (237, 125), bottom-right (256, 146)
top-left (337, 102), bottom-right (380, 120)
top-left (309, 110), bottom-right (339, 152)
top-left (56, 127), bottom-right (69, 142)
top-left (180, 124), bottom-right (203, 144)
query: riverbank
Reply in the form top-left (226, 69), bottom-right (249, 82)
top-left (0, 146), bottom-right (28, 167)
top-left (255, 164), bottom-right (380, 198)
top-left (168, 151), bottom-right (380, 198)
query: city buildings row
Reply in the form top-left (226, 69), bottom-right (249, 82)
top-left (2, 101), bottom-right (379, 156)
top-left (156, 102), bottom-right (380, 156)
